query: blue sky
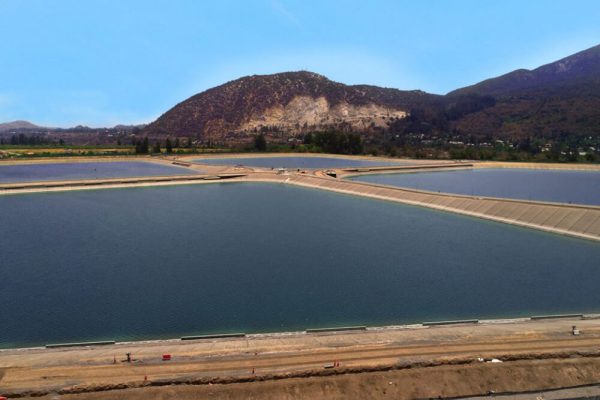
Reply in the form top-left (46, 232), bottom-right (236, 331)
top-left (1, 0), bottom-right (599, 127)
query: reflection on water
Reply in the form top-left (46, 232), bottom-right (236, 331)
top-left (1, 183), bottom-right (599, 348)
top-left (0, 161), bottom-right (200, 183)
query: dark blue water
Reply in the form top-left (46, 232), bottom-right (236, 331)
top-left (193, 156), bottom-right (405, 169)
top-left (0, 161), bottom-right (200, 183)
top-left (351, 168), bottom-right (600, 206)
top-left (1, 183), bottom-right (600, 348)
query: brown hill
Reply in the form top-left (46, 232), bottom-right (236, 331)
top-left (449, 44), bottom-right (600, 97)
top-left (143, 71), bottom-right (441, 140)
top-left (446, 44), bottom-right (600, 138)
top-left (143, 44), bottom-right (600, 143)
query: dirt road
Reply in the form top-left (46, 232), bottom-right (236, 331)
top-left (2, 317), bottom-right (600, 398)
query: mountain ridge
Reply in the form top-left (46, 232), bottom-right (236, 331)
top-left (4, 44), bottom-right (600, 146)
top-left (442, 44), bottom-right (600, 139)
top-left (142, 44), bottom-right (600, 142)
top-left (448, 44), bottom-right (600, 97)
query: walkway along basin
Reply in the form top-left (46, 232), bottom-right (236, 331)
top-left (349, 168), bottom-right (600, 206)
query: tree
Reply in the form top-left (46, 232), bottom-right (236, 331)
top-left (347, 133), bottom-right (363, 154)
top-left (303, 132), bottom-right (313, 145)
top-left (174, 137), bottom-right (180, 148)
top-left (585, 152), bottom-right (597, 162)
top-left (165, 138), bottom-right (173, 153)
top-left (254, 133), bottom-right (267, 151)
top-left (152, 141), bottom-right (161, 153)
top-left (310, 131), bottom-right (363, 155)
top-left (135, 137), bottom-right (149, 154)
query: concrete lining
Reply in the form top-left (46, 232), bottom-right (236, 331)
top-left (531, 314), bottom-right (584, 320)
top-left (542, 208), bottom-right (574, 228)
top-left (306, 326), bottom-right (367, 333)
top-left (583, 215), bottom-right (600, 235)
top-left (275, 174), bottom-right (600, 242)
top-left (423, 319), bottom-right (479, 326)
top-left (181, 333), bottom-right (246, 340)
top-left (45, 340), bottom-right (116, 348)
top-left (554, 210), bottom-right (589, 231)
top-left (573, 211), bottom-right (600, 233)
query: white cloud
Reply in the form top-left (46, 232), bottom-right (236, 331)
top-left (270, 0), bottom-right (302, 28)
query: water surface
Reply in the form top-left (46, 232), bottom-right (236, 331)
top-left (351, 168), bottom-right (600, 205)
top-left (193, 156), bottom-right (405, 169)
top-left (1, 183), bottom-right (599, 348)
top-left (0, 161), bottom-right (200, 183)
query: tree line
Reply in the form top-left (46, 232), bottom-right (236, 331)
top-left (302, 131), bottom-right (363, 154)
top-left (132, 137), bottom-right (193, 154)
top-left (251, 131), bottom-right (364, 155)
top-left (0, 134), bottom-right (64, 146)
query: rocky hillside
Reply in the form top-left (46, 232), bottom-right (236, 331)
top-left (449, 45), bottom-right (600, 97)
top-left (143, 71), bottom-right (440, 140)
top-left (446, 44), bottom-right (600, 138)
top-left (144, 44), bottom-right (600, 143)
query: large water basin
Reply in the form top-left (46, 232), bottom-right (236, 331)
top-left (350, 168), bottom-right (600, 206)
top-left (1, 183), bottom-right (599, 348)
top-left (192, 156), bottom-right (406, 169)
top-left (0, 161), bottom-right (200, 183)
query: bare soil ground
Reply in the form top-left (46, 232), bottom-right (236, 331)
top-left (17, 358), bottom-right (600, 399)
top-left (2, 318), bottom-right (600, 399)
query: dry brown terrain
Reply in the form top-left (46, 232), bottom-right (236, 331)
top-left (27, 358), bottom-right (600, 400)
top-left (2, 317), bottom-right (600, 399)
